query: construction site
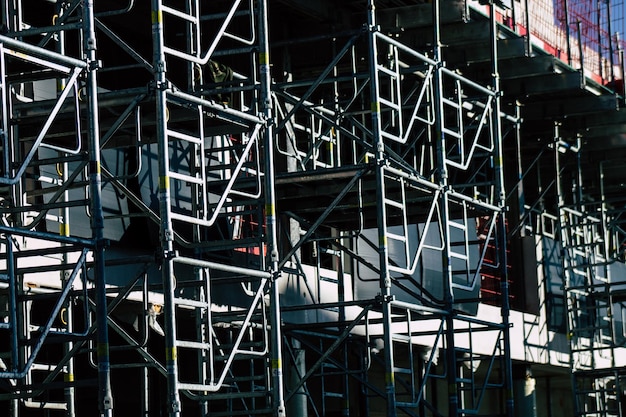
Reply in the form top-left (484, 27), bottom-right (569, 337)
top-left (1, 0), bottom-right (626, 416)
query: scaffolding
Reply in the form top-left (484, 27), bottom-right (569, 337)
top-left (0, 1), bottom-right (625, 417)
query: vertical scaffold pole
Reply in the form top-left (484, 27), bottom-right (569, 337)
top-left (152, 1), bottom-right (181, 416)
top-left (82, 1), bottom-right (113, 416)
top-left (429, 0), bottom-right (459, 415)
top-left (523, 0), bottom-right (531, 56)
top-left (489, 3), bottom-right (514, 416)
top-left (7, 237), bottom-right (17, 417)
top-left (258, 1), bottom-right (286, 416)
top-left (564, 0), bottom-right (572, 66)
top-left (367, 1), bottom-right (398, 415)
top-left (606, 0), bottom-right (615, 82)
top-left (57, 5), bottom-right (76, 414)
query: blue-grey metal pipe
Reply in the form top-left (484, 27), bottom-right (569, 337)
top-left (82, 1), bottom-right (113, 416)
top-left (55, 14), bottom-right (77, 412)
top-left (167, 89), bottom-right (263, 124)
top-left (564, 0), bottom-right (572, 66)
top-left (367, 1), bottom-right (398, 415)
top-left (428, 1), bottom-right (459, 416)
top-left (0, 225), bottom-right (93, 247)
top-left (174, 256), bottom-right (271, 279)
top-left (0, 47), bottom-right (8, 180)
top-left (524, 0), bottom-right (531, 56)
top-left (606, 0), bottom-right (615, 82)
top-left (151, 1), bottom-right (182, 415)
top-left (489, 3), bottom-right (514, 416)
top-left (597, 1), bottom-right (603, 81)
top-left (6, 237), bottom-right (18, 374)
top-left (0, 34), bottom-right (86, 68)
top-left (577, 21), bottom-right (585, 72)
top-left (258, 0), bottom-right (286, 415)
top-left (618, 45), bottom-right (626, 104)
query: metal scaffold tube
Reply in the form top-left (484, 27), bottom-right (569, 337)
top-left (488, 2), bottom-right (514, 416)
top-left (429, 1), bottom-right (460, 415)
top-left (367, 1), bottom-right (398, 415)
top-left (258, 1), bottom-right (286, 415)
top-left (82, 1), bottom-right (113, 416)
top-left (151, 0), bottom-right (181, 415)
top-left (4, 0), bottom-right (626, 415)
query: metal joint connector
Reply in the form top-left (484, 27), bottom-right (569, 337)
top-left (94, 238), bottom-right (110, 250)
top-left (270, 270), bottom-right (282, 282)
top-left (168, 400), bottom-right (181, 413)
top-left (375, 294), bottom-right (394, 305)
top-left (156, 80), bottom-right (171, 91)
top-left (257, 112), bottom-right (269, 123)
top-left (156, 249), bottom-right (177, 263)
top-left (87, 59), bottom-right (101, 71)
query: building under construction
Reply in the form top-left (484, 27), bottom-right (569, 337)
top-left (0, 0), bottom-right (625, 416)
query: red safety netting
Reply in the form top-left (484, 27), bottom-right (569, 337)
top-left (521, 0), bottom-right (624, 87)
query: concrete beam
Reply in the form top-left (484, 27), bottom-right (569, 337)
top-left (521, 94), bottom-right (619, 120)
top-left (377, 1), bottom-right (466, 30)
top-left (502, 71), bottom-right (584, 97)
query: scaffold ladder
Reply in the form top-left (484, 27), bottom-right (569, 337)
top-left (160, 0), bottom-right (254, 66)
top-left (560, 207), bottom-right (620, 417)
top-left (167, 258), bottom-right (272, 415)
top-left (383, 173), bottom-right (412, 274)
top-left (163, 94), bottom-right (263, 231)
